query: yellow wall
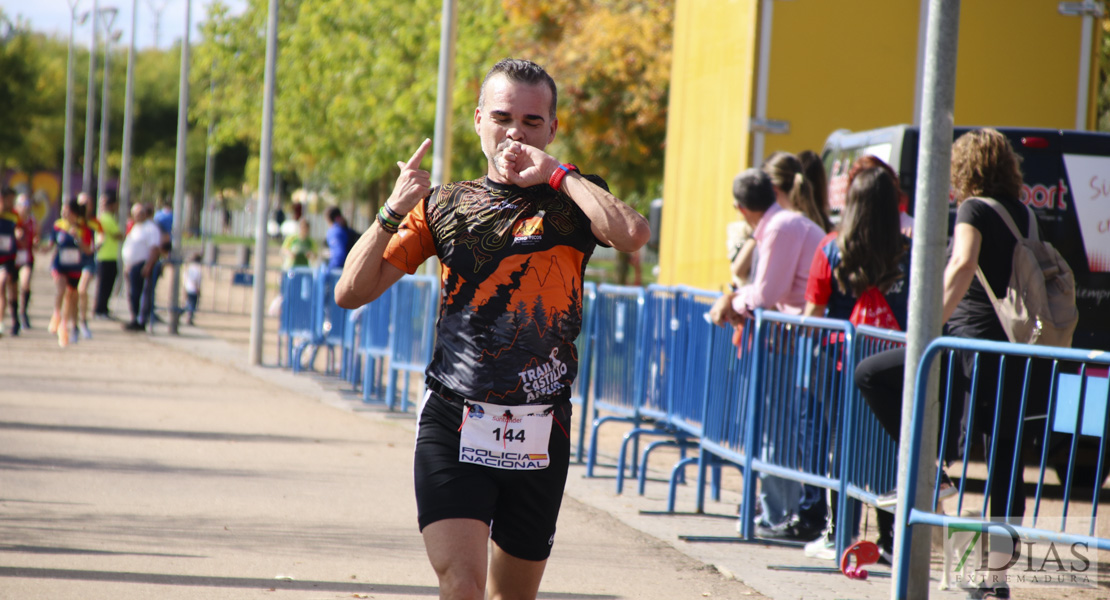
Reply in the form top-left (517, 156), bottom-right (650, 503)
top-left (954, 2), bottom-right (1084, 129)
top-left (660, 0), bottom-right (1095, 290)
top-left (657, 0), bottom-right (758, 289)
top-left (764, 0), bottom-right (921, 158)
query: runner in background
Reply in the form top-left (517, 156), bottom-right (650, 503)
top-left (51, 198), bottom-right (92, 347)
top-left (75, 192), bottom-right (101, 339)
top-left (13, 193), bottom-right (38, 331)
top-left (0, 188), bottom-right (19, 337)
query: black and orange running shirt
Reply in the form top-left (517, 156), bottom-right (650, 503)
top-left (383, 176), bottom-right (605, 407)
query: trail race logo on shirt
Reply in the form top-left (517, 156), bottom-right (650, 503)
top-left (518, 347), bottom-right (567, 401)
top-left (512, 211), bottom-right (545, 245)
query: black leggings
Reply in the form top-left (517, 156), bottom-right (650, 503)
top-left (854, 346), bottom-right (1039, 524)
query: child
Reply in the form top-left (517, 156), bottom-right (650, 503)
top-left (183, 252), bottom-right (202, 326)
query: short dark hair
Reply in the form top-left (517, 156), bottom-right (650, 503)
top-left (0, 187), bottom-right (14, 198)
top-left (479, 58), bottom-right (558, 121)
top-left (326, 206), bottom-right (343, 223)
top-left (732, 168), bottom-right (776, 212)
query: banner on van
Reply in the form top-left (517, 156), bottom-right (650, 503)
top-left (1063, 154), bottom-right (1110, 272)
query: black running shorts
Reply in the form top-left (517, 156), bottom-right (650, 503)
top-left (413, 388), bottom-right (572, 562)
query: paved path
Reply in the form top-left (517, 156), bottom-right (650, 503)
top-left (0, 257), bottom-right (1080, 599)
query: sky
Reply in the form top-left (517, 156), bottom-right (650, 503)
top-left (2, 0), bottom-right (245, 50)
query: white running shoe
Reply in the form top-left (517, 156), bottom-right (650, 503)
top-left (804, 530), bottom-right (838, 561)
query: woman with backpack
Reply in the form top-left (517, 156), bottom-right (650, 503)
top-left (800, 158), bottom-right (910, 562)
top-left (853, 129), bottom-right (1049, 600)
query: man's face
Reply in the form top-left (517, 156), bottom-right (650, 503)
top-left (474, 74), bottom-right (558, 182)
top-left (0, 195), bottom-right (11, 214)
top-left (132, 204), bottom-right (145, 222)
top-left (735, 204), bottom-right (760, 228)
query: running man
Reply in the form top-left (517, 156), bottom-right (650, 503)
top-left (336, 59), bottom-right (650, 599)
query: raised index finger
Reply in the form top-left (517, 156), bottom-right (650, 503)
top-left (404, 138), bottom-right (432, 171)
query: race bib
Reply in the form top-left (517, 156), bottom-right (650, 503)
top-left (15, 249), bottom-right (29, 266)
top-left (0, 235), bottom-right (11, 252)
top-left (59, 248), bottom-right (82, 266)
top-left (459, 401), bottom-right (553, 470)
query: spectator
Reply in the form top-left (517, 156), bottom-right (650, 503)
top-left (183, 252), bottom-right (202, 326)
top-left (709, 168), bottom-right (825, 541)
top-left (797, 150), bottom-right (832, 231)
top-left (281, 219), bottom-right (318, 269)
top-left (120, 203), bottom-right (164, 332)
top-left (280, 202), bottom-right (303, 240)
top-left (324, 206), bottom-right (355, 269)
top-left (763, 151), bottom-right (834, 234)
top-left (801, 160), bottom-right (910, 561)
top-left (856, 130), bottom-right (1045, 599)
top-left (272, 203), bottom-right (286, 240)
top-left (847, 154), bottom-right (915, 237)
top-left (94, 192), bottom-right (123, 320)
top-left (153, 200), bottom-right (174, 236)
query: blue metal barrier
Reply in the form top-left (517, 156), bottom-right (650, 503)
top-left (355, 286), bottom-right (394, 404)
top-left (691, 310), bottom-right (761, 525)
top-left (384, 274), bottom-right (439, 411)
top-left (340, 305), bottom-right (363, 383)
top-left (614, 285), bottom-right (686, 493)
top-left (585, 284), bottom-right (648, 478)
top-left (315, 267), bottom-right (351, 375)
top-left (835, 324), bottom-right (906, 558)
top-left (894, 337), bottom-right (1110, 596)
top-left (571, 281), bottom-right (598, 463)
top-left (659, 287), bottom-right (739, 509)
top-left (737, 311), bottom-right (854, 541)
top-left (280, 268), bottom-right (317, 368)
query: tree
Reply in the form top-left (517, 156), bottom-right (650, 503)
top-left (0, 14), bottom-right (46, 170)
top-left (501, 0), bottom-right (673, 212)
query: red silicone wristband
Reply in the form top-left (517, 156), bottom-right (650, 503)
top-left (548, 163), bottom-right (578, 191)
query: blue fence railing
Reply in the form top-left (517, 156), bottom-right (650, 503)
top-left (894, 337), bottom-right (1110, 596)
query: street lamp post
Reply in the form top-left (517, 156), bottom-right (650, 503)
top-left (62, 0), bottom-right (88, 203)
top-left (248, 0), bottom-right (279, 364)
top-left (168, 0), bottom-right (191, 335)
top-left (81, 0), bottom-right (99, 195)
top-left (96, 15), bottom-right (121, 208)
top-left (118, 0), bottom-right (139, 223)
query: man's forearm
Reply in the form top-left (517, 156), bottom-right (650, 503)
top-left (561, 173), bottom-right (650, 253)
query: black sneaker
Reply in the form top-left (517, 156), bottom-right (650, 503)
top-left (968, 583), bottom-right (1010, 599)
top-left (123, 321), bottom-right (145, 332)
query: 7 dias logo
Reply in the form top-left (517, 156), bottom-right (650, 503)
top-left (943, 519), bottom-right (1098, 591)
